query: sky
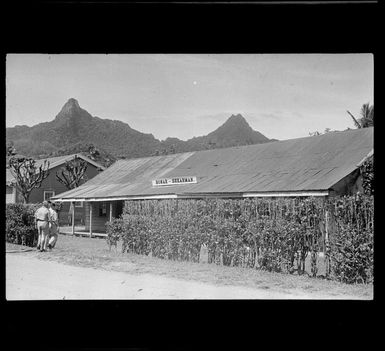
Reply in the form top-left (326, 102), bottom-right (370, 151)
top-left (6, 54), bottom-right (373, 141)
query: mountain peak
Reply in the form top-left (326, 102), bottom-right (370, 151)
top-left (67, 97), bottom-right (79, 105)
top-left (60, 98), bottom-right (81, 114)
top-left (204, 113), bottom-right (271, 147)
top-left (224, 113), bottom-right (250, 128)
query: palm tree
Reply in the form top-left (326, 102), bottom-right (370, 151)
top-left (347, 103), bottom-right (374, 128)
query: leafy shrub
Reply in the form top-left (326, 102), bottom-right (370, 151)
top-left (360, 157), bottom-right (374, 195)
top-left (328, 194), bottom-right (374, 283)
top-left (6, 203), bottom-right (41, 247)
top-left (105, 218), bottom-right (125, 251)
top-left (106, 195), bottom-right (373, 284)
top-left (330, 226), bottom-right (373, 284)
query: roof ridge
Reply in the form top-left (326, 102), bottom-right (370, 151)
top-left (114, 127), bottom-right (373, 162)
top-left (115, 151), bottom-right (195, 163)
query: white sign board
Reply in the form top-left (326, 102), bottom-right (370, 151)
top-left (152, 176), bottom-right (197, 187)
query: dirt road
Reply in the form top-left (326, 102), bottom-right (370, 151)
top-left (6, 254), bottom-right (368, 300)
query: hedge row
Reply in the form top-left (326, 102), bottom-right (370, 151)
top-left (6, 203), bottom-right (42, 247)
top-left (106, 195), bottom-right (373, 284)
top-left (328, 196), bottom-right (374, 284)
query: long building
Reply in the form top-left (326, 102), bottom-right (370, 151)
top-left (52, 127), bottom-right (373, 235)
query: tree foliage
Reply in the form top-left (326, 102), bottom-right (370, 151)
top-left (360, 156), bottom-right (374, 195)
top-left (88, 145), bottom-right (100, 160)
top-left (347, 103), bottom-right (374, 129)
top-left (8, 157), bottom-right (50, 203)
top-left (309, 128), bottom-right (339, 136)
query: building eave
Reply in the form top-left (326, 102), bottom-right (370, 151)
top-left (52, 190), bottom-right (330, 202)
top-left (52, 194), bottom-right (178, 202)
top-left (242, 190), bottom-right (329, 197)
top-left (356, 149), bottom-right (373, 167)
top-left (48, 154), bottom-right (106, 171)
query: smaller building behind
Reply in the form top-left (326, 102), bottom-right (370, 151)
top-left (6, 153), bottom-right (106, 225)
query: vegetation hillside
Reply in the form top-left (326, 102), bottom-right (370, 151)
top-left (6, 98), bottom-right (275, 165)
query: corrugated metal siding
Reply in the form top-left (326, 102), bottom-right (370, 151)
top-left (52, 127), bottom-right (373, 200)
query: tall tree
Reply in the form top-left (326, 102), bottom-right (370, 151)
top-left (55, 157), bottom-right (88, 190)
top-left (88, 145), bottom-right (100, 161)
top-left (9, 157), bottom-right (50, 203)
top-left (347, 103), bottom-right (374, 129)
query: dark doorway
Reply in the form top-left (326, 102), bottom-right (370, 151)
top-left (116, 200), bottom-right (124, 218)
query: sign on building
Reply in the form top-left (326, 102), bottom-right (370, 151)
top-left (152, 176), bottom-right (197, 187)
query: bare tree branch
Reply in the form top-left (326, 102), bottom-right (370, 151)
top-left (55, 157), bottom-right (88, 190)
top-left (9, 157), bottom-right (50, 203)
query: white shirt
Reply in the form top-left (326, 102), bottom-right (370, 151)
top-left (35, 206), bottom-right (49, 221)
top-left (49, 208), bottom-right (58, 226)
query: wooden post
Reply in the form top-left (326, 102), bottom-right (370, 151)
top-left (325, 209), bottom-right (330, 278)
top-left (109, 201), bottom-right (113, 222)
top-left (89, 202), bottom-right (93, 238)
top-left (71, 201), bottom-right (75, 235)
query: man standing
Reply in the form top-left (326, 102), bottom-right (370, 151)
top-left (48, 201), bottom-right (59, 250)
top-left (34, 201), bottom-right (50, 252)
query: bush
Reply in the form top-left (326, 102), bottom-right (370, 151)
top-left (105, 218), bottom-right (125, 251)
top-left (6, 203), bottom-right (41, 247)
top-left (330, 225), bottom-right (373, 284)
top-left (328, 194), bottom-right (374, 283)
top-left (106, 195), bottom-right (373, 284)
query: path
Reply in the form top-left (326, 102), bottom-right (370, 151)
top-left (6, 254), bottom-right (365, 300)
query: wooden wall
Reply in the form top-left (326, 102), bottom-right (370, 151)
top-left (84, 201), bottom-right (124, 232)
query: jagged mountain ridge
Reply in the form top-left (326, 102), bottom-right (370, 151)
top-left (6, 98), bottom-right (275, 164)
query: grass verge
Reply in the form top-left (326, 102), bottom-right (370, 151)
top-left (6, 234), bottom-right (373, 299)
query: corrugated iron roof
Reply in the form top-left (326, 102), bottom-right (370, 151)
top-left (52, 127), bottom-right (373, 200)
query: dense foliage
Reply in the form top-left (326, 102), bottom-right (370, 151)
top-left (106, 195), bottom-right (373, 284)
top-left (360, 157), bottom-right (374, 195)
top-left (329, 194), bottom-right (374, 283)
top-left (347, 103), bottom-right (374, 129)
top-left (6, 203), bottom-right (41, 247)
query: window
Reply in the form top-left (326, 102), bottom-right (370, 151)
top-left (43, 190), bottom-right (55, 201)
top-left (99, 202), bottom-right (107, 217)
top-left (75, 201), bottom-right (83, 208)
